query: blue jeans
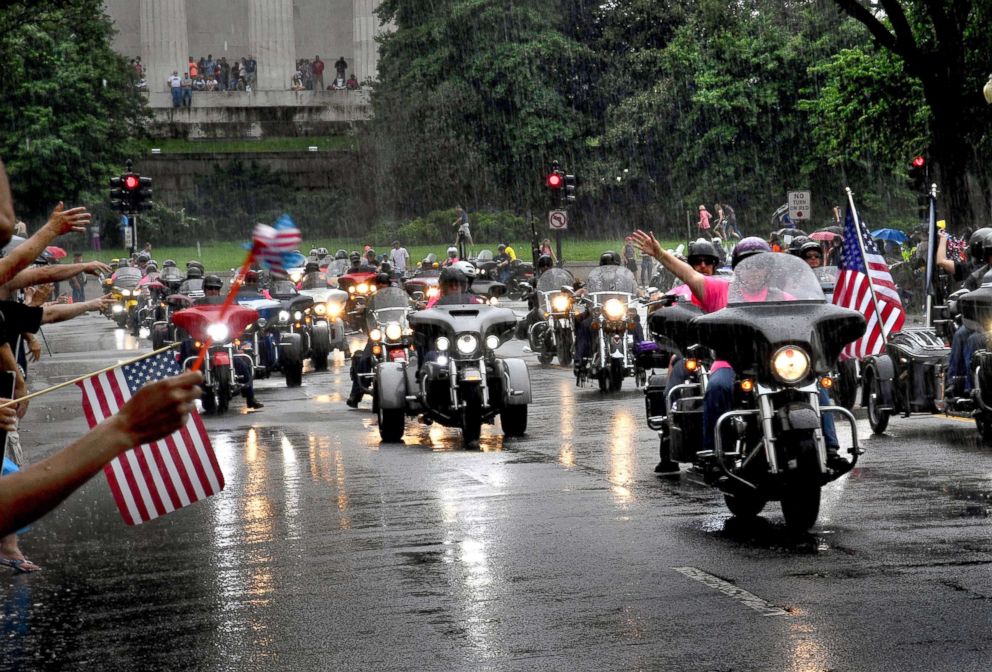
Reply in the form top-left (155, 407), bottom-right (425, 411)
top-left (171, 87), bottom-right (182, 107)
top-left (948, 324), bottom-right (985, 392)
top-left (703, 367), bottom-right (838, 452)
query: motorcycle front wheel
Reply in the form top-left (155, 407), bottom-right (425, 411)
top-left (556, 328), bottom-right (573, 367)
top-left (609, 359), bottom-right (624, 392)
top-left (864, 370), bottom-right (889, 434)
top-left (216, 366), bottom-right (232, 414)
top-left (462, 385), bottom-right (483, 446)
top-left (780, 486), bottom-right (821, 532)
top-left (724, 492), bottom-right (767, 518)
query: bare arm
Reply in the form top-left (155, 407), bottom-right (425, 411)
top-left (935, 231), bottom-right (955, 275)
top-left (4, 261), bottom-right (112, 290)
top-left (0, 159), bottom-right (14, 247)
top-left (0, 372), bottom-right (203, 537)
top-left (41, 295), bottom-right (113, 324)
top-left (0, 342), bottom-right (28, 417)
top-left (629, 230), bottom-right (706, 300)
top-left (0, 202), bottom-right (91, 287)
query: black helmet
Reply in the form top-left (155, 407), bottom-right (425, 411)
top-left (163, 259), bottom-right (177, 268)
top-left (599, 251), bottom-right (621, 266)
top-left (537, 254), bottom-right (553, 270)
top-left (687, 240), bottom-right (720, 265)
top-left (145, 261), bottom-right (158, 273)
top-left (731, 237), bottom-right (772, 269)
top-left (335, 249), bottom-right (347, 260)
top-left (439, 266), bottom-right (468, 292)
top-left (349, 251), bottom-right (361, 263)
top-left (380, 261), bottom-right (392, 273)
top-left (969, 228), bottom-right (992, 262)
top-left (788, 235), bottom-right (811, 256)
top-left (203, 274), bottom-right (223, 290)
top-left (186, 266), bottom-right (204, 279)
top-left (375, 272), bottom-right (392, 286)
top-left (798, 240), bottom-right (823, 260)
top-left (305, 260), bottom-right (319, 273)
top-left (187, 259), bottom-right (204, 271)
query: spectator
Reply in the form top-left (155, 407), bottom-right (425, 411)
top-left (90, 221), bottom-right (101, 251)
top-left (246, 55), bottom-right (257, 89)
top-left (697, 204), bottom-right (713, 239)
top-left (188, 57), bottom-right (198, 78)
top-left (640, 248), bottom-right (654, 286)
top-left (181, 71), bottom-right (193, 108)
top-left (134, 57), bottom-right (143, 78)
top-left (231, 60), bottom-right (241, 90)
top-left (540, 238), bottom-right (556, 263)
top-left (291, 70), bottom-right (305, 91)
top-left (346, 73), bottom-right (359, 90)
top-left (167, 70), bottom-right (182, 107)
top-left (205, 73), bottom-right (218, 91)
top-left (219, 57), bottom-right (230, 91)
top-left (389, 241), bottom-right (410, 275)
top-left (204, 54), bottom-right (216, 81)
top-left (312, 55), bottom-right (325, 90)
top-left (622, 239), bottom-right (638, 274)
top-left (68, 253), bottom-right (86, 303)
top-left (193, 76), bottom-right (206, 92)
top-left (334, 56), bottom-right (347, 81)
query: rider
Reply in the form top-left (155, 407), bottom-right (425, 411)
top-left (495, 244), bottom-right (514, 283)
top-left (442, 246), bottom-right (459, 267)
top-left (940, 227), bottom-right (992, 394)
top-left (632, 232), bottom-right (844, 474)
top-left (573, 251), bottom-right (645, 376)
top-left (186, 260), bottom-right (204, 280)
top-left (299, 260), bottom-right (324, 289)
top-left (515, 254), bottom-right (557, 341)
top-left (795, 240), bottom-right (825, 269)
top-left (184, 274), bottom-right (264, 410)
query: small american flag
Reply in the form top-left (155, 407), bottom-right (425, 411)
top-left (833, 206), bottom-right (905, 360)
top-left (77, 351), bottom-right (224, 525)
top-left (254, 214), bottom-right (304, 278)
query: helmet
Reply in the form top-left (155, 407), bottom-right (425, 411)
top-left (118, 259), bottom-right (130, 269)
top-left (686, 239), bottom-right (720, 265)
top-left (137, 252), bottom-right (150, 263)
top-left (187, 259), bottom-right (204, 270)
top-left (380, 261), bottom-right (392, 273)
top-left (788, 235), bottom-right (811, 256)
top-left (798, 240), bottom-right (823, 260)
top-left (308, 248), bottom-right (318, 257)
top-left (599, 251), bottom-right (621, 266)
top-left (731, 237), bottom-right (772, 268)
top-left (305, 260), bottom-right (320, 273)
top-left (375, 272), bottom-right (392, 286)
top-left (366, 248), bottom-right (376, 258)
top-left (498, 243), bottom-right (506, 251)
top-left (186, 266), bottom-right (204, 279)
top-left (537, 254), bottom-right (553, 270)
top-left (447, 246), bottom-right (458, 258)
top-left (439, 266), bottom-right (468, 291)
top-left (243, 270), bottom-right (259, 284)
top-left (163, 259), bottom-right (177, 268)
top-left (336, 249), bottom-right (347, 260)
top-left (316, 247), bottom-right (329, 258)
top-left (453, 260), bottom-right (477, 280)
top-left (145, 261), bottom-right (158, 273)
top-left (349, 251), bottom-right (361, 264)
top-left (203, 274), bottom-right (223, 290)
top-left (969, 228), bottom-right (992, 262)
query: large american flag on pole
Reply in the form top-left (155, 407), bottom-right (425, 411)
top-left (77, 352), bottom-right (224, 525)
top-left (832, 207), bottom-right (906, 359)
top-left (253, 214), bottom-right (304, 278)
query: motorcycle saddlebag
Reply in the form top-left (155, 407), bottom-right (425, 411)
top-left (644, 373), bottom-right (669, 431)
top-left (669, 395), bottom-right (704, 463)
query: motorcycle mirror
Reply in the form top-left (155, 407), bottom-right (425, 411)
top-left (412, 291), bottom-right (425, 301)
top-left (561, 285), bottom-right (575, 295)
top-left (517, 282), bottom-right (531, 291)
top-left (647, 286), bottom-right (659, 294)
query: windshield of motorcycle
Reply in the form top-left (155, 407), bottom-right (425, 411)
top-left (114, 267), bottom-right (142, 288)
top-left (326, 259), bottom-right (349, 276)
top-left (476, 249), bottom-right (493, 262)
top-left (535, 268), bottom-right (575, 311)
top-left (159, 267), bottom-right (184, 284)
top-left (585, 266), bottom-right (638, 303)
top-left (726, 253), bottom-right (825, 305)
top-left (270, 280), bottom-right (298, 296)
top-left (366, 287), bottom-right (410, 332)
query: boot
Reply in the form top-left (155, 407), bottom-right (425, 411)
top-left (654, 432), bottom-right (680, 477)
top-left (246, 394), bottom-right (264, 410)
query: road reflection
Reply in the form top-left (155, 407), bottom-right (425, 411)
top-left (609, 410), bottom-right (636, 505)
top-left (558, 377), bottom-right (576, 467)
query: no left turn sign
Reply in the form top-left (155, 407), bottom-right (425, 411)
top-left (549, 210), bottom-right (568, 230)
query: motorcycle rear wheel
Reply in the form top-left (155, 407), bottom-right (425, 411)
top-left (865, 371), bottom-right (889, 434)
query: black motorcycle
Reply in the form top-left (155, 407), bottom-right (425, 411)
top-left (526, 267), bottom-right (576, 366)
top-left (663, 253), bottom-right (865, 531)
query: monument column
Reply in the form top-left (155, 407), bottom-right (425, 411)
top-left (249, 0), bottom-right (296, 91)
top-left (353, 0), bottom-right (390, 82)
top-left (140, 0), bottom-right (190, 92)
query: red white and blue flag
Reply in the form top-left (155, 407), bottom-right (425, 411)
top-left (77, 351), bottom-right (224, 525)
top-left (253, 214), bottom-right (304, 278)
top-left (832, 206), bottom-right (905, 359)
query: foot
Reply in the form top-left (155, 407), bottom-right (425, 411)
top-left (346, 395), bottom-right (360, 408)
top-left (0, 555), bottom-right (42, 574)
top-left (826, 446), bottom-right (852, 474)
top-left (654, 459), bottom-right (681, 477)
top-left (246, 398), bottom-right (264, 409)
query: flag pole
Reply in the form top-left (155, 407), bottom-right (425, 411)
top-left (190, 247), bottom-right (256, 372)
top-left (845, 187), bottom-right (891, 345)
top-left (0, 342), bottom-right (181, 409)
top-left (923, 182), bottom-right (939, 328)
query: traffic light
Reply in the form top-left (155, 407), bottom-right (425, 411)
top-left (564, 174), bottom-right (576, 205)
top-left (110, 171), bottom-right (152, 213)
top-left (108, 175), bottom-right (127, 212)
top-left (133, 176), bottom-right (153, 212)
top-left (546, 172), bottom-right (563, 189)
top-left (907, 155), bottom-right (928, 220)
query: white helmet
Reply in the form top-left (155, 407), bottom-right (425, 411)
top-left (447, 246), bottom-right (458, 258)
top-left (453, 260), bottom-right (477, 279)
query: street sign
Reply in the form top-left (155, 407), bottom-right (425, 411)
top-left (123, 221), bottom-right (133, 249)
top-left (788, 190), bottom-right (811, 220)
top-left (548, 210), bottom-right (568, 230)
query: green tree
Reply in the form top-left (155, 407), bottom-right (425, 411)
top-left (0, 0), bottom-right (149, 222)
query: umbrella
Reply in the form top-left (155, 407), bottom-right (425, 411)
top-left (871, 228), bottom-right (909, 243)
top-left (1, 235), bottom-right (25, 256)
top-left (45, 245), bottom-right (67, 259)
top-left (810, 231), bottom-right (840, 241)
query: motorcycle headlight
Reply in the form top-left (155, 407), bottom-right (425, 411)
top-left (293, 310), bottom-right (303, 321)
top-left (289, 271), bottom-right (302, 283)
top-left (369, 328), bottom-right (382, 342)
top-left (771, 345), bottom-right (810, 384)
top-left (357, 283), bottom-right (369, 294)
top-left (384, 322), bottom-right (402, 342)
top-left (257, 317), bottom-right (267, 328)
top-left (278, 310), bottom-right (290, 322)
top-left (551, 295), bottom-right (571, 312)
top-left (314, 303), bottom-right (327, 315)
top-left (120, 289), bottom-right (131, 297)
top-left (348, 286), bottom-right (356, 294)
top-left (327, 302), bottom-right (343, 317)
top-left (485, 334), bottom-right (500, 350)
top-left (112, 304), bottom-right (124, 313)
top-left (456, 334), bottom-right (478, 355)
top-left (603, 298), bottom-right (626, 320)
top-left (436, 336), bottom-right (450, 351)
top-left (488, 297), bottom-right (499, 306)
top-left (207, 322), bottom-right (230, 343)
top-left (427, 287), bottom-right (440, 298)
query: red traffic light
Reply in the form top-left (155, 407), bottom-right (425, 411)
top-left (124, 174), bottom-right (140, 190)
top-left (546, 173), bottom-right (562, 189)
top-left (911, 156), bottom-right (925, 168)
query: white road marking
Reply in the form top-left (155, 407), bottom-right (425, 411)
top-left (673, 566), bottom-right (788, 617)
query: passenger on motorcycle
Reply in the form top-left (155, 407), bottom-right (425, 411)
top-left (180, 274), bottom-right (263, 410)
top-left (940, 227), bottom-right (992, 394)
top-left (300, 260), bottom-right (324, 290)
top-left (631, 232), bottom-right (843, 471)
top-left (443, 246), bottom-right (460, 267)
top-left (364, 249), bottom-right (379, 270)
top-left (791, 238), bottom-right (824, 269)
top-left (137, 252), bottom-right (150, 275)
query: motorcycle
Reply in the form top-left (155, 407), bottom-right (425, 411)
top-left (299, 286), bottom-right (349, 369)
top-left (504, 259), bottom-right (535, 300)
top-left (353, 287), bottom-right (414, 402)
top-left (266, 279), bottom-right (317, 387)
top-left (338, 270), bottom-right (380, 330)
top-left (374, 302), bottom-right (531, 445)
top-left (173, 304), bottom-right (259, 414)
top-left (575, 265), bottom-right (645, 392)
top-left (527, 267), bottom-right (577, 366)
top-left (672, 253), bottom-right (865, 531)
top-left (107, 267), bottom-right (142, 330)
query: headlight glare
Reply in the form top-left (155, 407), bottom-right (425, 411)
top-left (314, 303), bottom-right (326, 315)
top-left (384, 323), bottom-right (402, 342)
top-left (278, 310), bottom-right (290, 322)
top-left (456, 334), bottom-right (478, 355)
top-left (485, 335), bottom-right (500, 350)
top-left (356, 283), bottom-right (369, 294)
top-left (771, 346), bottom-right (810, 384)
top-left (207, 323), bottom-right (230, 342)
top-left (293, 310), bottom-right (303, 321)
top-left (603, 298), bottom-right (626, 320)
top-left (436, 336), bottom-right (450, 351)
top-left (551, 295), bottom-right (571, 312)
top-left (369, 328), bottom-right (382, 342)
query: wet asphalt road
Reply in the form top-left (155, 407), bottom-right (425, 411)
top-left (3, 314), bottom-right (992, 671)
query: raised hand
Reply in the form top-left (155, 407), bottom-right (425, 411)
top-left (46, 202), bottom-right (91, 236)
top-left (85, 260), bottom-right (114, 276)
top-left (628, 230), bottom-right (661, 259)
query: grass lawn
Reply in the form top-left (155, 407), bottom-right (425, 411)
top-left (119, 238), bottom-right (689, 271)
top-left (138, 136), bottom-right (357, 154)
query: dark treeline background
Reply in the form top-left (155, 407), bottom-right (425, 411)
top-left (1, 0), bottom-right (990, 242)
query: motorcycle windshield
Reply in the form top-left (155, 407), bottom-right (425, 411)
top-left (269, 280), bottom-right (298, 298)
top-left (114, 268), bottom-right (142, 289)
top-left (476, 249), bottom-right (494, 262)
top-left (585, 266), bottom-right (638, 303)
top-left (694, 254), bottom-right (865, 374)
top-left (159, 267), bottom-right (184, 284)
top-left (536, 268), bottom-right (575, 312)
top-left (366, 287), bottom-right (410, 332)
top-left (326, 259), bottom-right (349, 276)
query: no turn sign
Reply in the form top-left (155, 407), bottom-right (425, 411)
top-left (788, 191), bottom-right (811, 221)
top-left (548, 210), bottom-right (568, 230)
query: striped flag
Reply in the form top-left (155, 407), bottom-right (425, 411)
top-left (832, 206), bottom-right (906, 359)
top-left (77, 351), bottom-right (224, 525)
top-left (253, 214), bottom-right (305, 278)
